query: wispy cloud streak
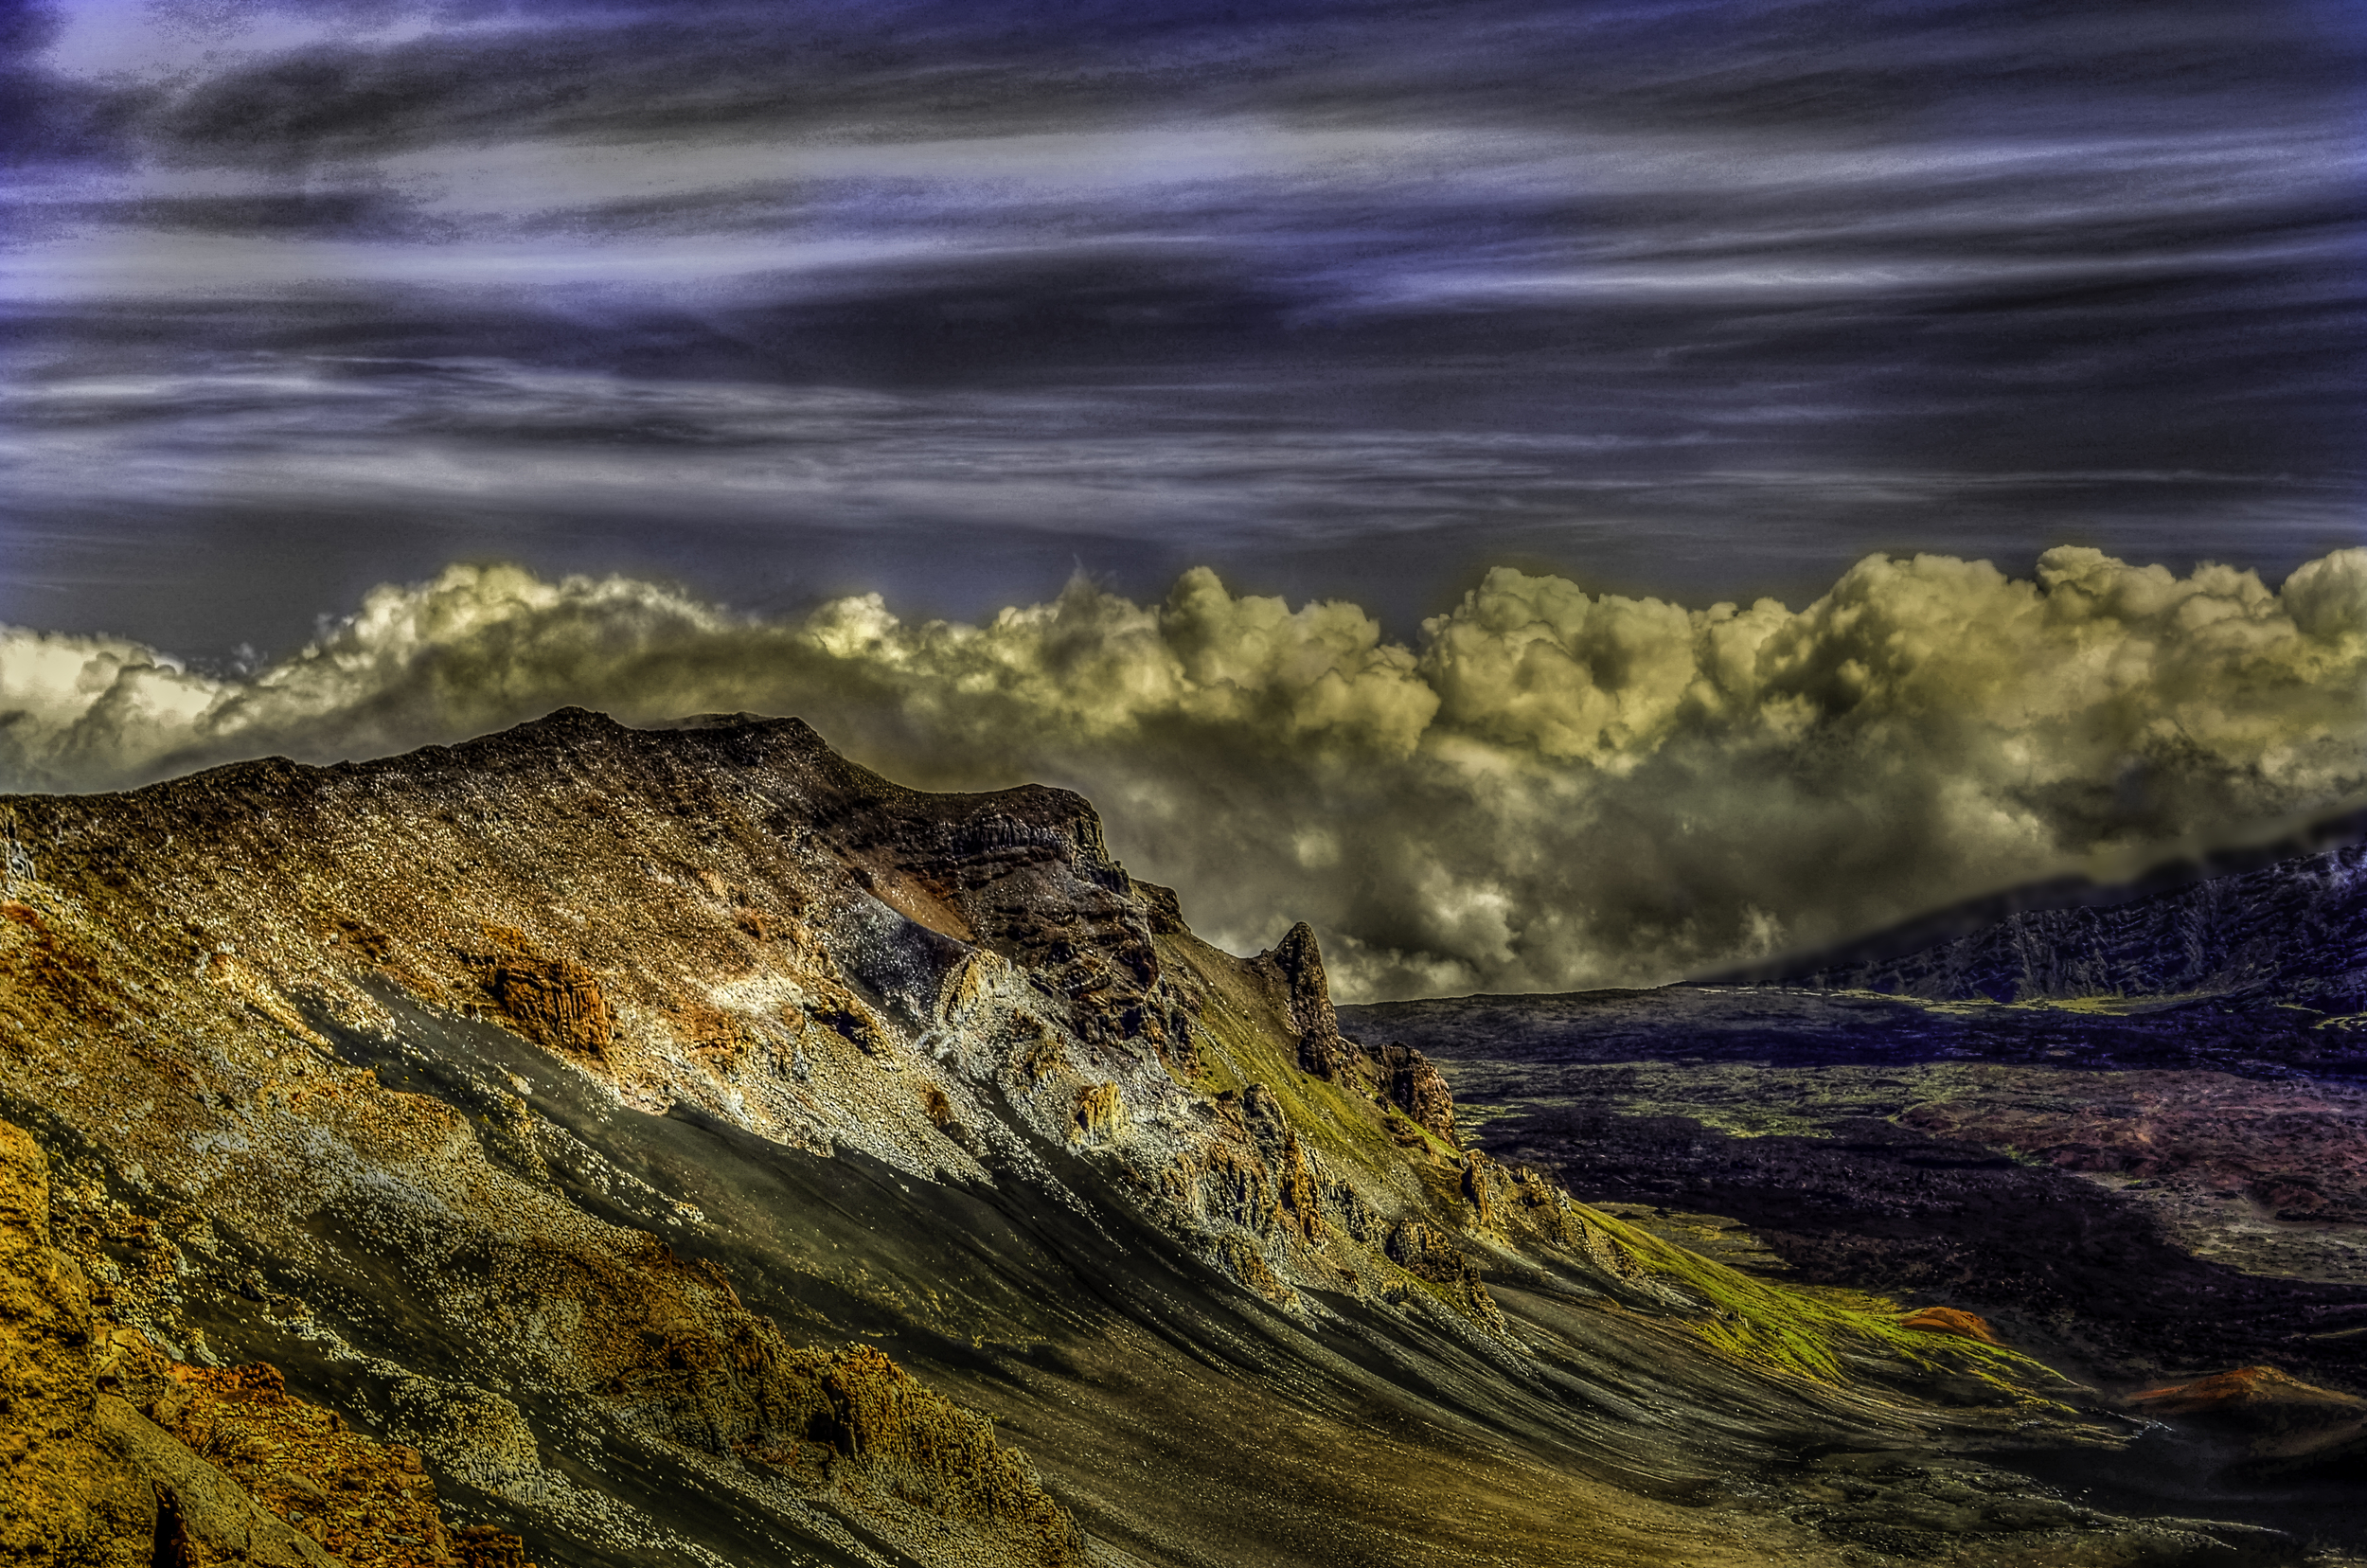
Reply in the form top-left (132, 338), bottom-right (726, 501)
top-left (2, 0), bottom-right (2359, 739)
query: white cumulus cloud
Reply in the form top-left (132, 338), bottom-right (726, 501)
top-left (6, 548), bottom-right (2364, 1000)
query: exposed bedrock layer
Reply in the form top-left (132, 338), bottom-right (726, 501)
top-left (0, 709), bottom-right (2331, 1565)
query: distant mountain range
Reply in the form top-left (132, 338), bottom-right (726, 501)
top-left (1715, 807), bottom-right (2367, 1016)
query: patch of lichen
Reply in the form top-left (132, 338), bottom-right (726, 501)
top-left (768, 1345), bottom-right (1087, 1563)
top-left (1576, 1205), bottom-right (2073, 1403)
top-left (1154, 931), bottom-right (1440, 1196)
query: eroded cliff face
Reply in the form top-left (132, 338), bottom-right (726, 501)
top-left (0, 711), bottom-right (2313, 1566)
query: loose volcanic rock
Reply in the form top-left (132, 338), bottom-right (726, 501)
top-left (93, 1395), bottom-right (336, 1568)
top-left (387, 1375), bottom-right (545, 1499)
top-left (1365, 1042), bottom-right (1460, 1145)
top-left (2, 1118), bottom-right (521, 1568)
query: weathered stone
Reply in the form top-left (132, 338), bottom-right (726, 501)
top-left (467, 926), bottom-right (614, 1057)
top-left (1071, 1082), bottom-right (1126, 1144)
top-left (1461, 1149), bottom-right (1504, 1230)
top-left (1384, 1218), bottom-right (1471, 1287)
top-left (388, 1374), bottom-right (544, 1499)
top-left (1383, 1220), bottom-right (1506, 1332)
top-left (1366, 1042), bottom-right (1458, 1145)
top-left (0, 708), bottom-right (2192, 1567)
top-left (95, 1397), bottom-right (336, 1568)
top-left (0, 1120), bottom-right (145, 1568)
top-left (1278, 1131), bottom-right (1323, 1241)
top-left (1268, 922), bottom-right (1355, 1079)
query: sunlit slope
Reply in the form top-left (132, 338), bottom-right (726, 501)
top-left (0, 710), bottom-right (2304, 1566)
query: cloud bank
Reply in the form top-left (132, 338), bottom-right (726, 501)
top-left (9, 549), bottom-right (2366, 1000)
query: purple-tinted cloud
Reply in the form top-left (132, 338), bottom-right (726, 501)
top-left (3, 0), bottom-right (2361, 657)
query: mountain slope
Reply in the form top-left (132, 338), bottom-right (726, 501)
top-left (1734, 818), bottom-right (2367, 1015)
top-left (0, 709), bottom-right (2305, 1566)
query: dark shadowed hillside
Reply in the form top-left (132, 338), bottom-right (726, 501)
top-left (1717, 805), bottom-right (2367, 1012)
top-left (1346, 829), bottom-right (2367, 1559)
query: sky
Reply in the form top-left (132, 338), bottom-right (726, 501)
top-left (4, 0), bottom-right (2365, 996)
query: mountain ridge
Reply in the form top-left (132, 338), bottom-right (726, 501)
top-left (0, 707), bottom-right (2320, 1566)
top-left (1730, 824), bottom-right (2367, 1016)
top-left (1700, 797), bottom-right (2367, 1005)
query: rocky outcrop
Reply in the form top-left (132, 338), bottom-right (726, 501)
top-left (1071, 1082), bottom-right (1126, 1144)
top-left (94, 1395), bottom-right (335, 1568)
top-left (786, 1345), bottom-right (1084, 1563)
top-left (465, 924), bottom-right (615, 1057)
top-left (1364, 1042), bottom-right (1459, 1145)
top-left (1268, 922), bottom-right (1355, 1079)
top-left (1383, 1218), bottom-right (1505, 1330)
top-left (1130, 880), bottom-right (1189, 935)
top-left (1383, 1217), bottom-right (1471, 1286)
top-left (387, 1375), bottom-right (545, 1501)
top-left (1215, 1236), bottom-right (1290, 1306)
top-left (1260, 925), bottom-right (1464, 1151)
top-left (140, 1361), bottom-right (465, 1568)
top-left (1461, 1150), bottom-right (1505, 1230)
top-left (1764, 833), bottom-right (2367, 1012)
top-left (1277, 1131), bottom-right (1322, 1241)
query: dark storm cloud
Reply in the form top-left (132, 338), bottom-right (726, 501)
top-left (72, 0), bottom-right (2361, 159)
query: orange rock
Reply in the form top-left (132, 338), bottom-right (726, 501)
top-left (1897, 1306), bottom-right (2002, 1345)
top-left (1071, 1081), bottom-right (1125, 1142)
top-left (2128, 1364), bottom-right (2364, 1420)
top-left (466, 926), bottom-right (614, 1058)
top-left (1278, 1130), bottom-right (1323, 1241)
top-left (152, 1360), bottom-right (534, 1568)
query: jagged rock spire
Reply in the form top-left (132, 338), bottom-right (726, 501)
top-left (1271, 921), bottom-right (1354, 1080)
